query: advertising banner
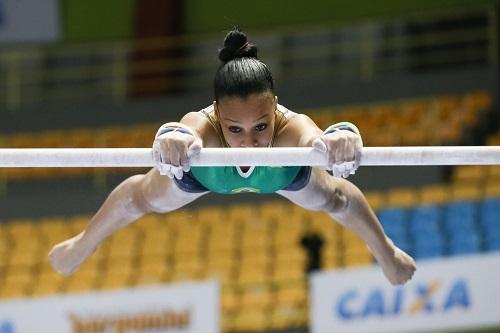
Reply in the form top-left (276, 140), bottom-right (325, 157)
top-left (0, 280), bottom-right (219, 333)
top-left (311, 253), bottom-right (500, 333)
top-left (0, 0), bottom-right (60, 43)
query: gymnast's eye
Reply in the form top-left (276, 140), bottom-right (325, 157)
top-left (255, 123), bottom-right (267, 131)
top-left (228, 126), bottom-right (241, 133)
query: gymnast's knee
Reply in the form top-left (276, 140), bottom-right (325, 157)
top-left (127, 174), bottom-right (161, 215)
top-left (320, 183), bottom-right (349, 215)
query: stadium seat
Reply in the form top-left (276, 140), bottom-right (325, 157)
top-left (386, 188), bottom-right (418, 208)
top-left (420, 184), bottom-right (450, 206)
top-left (32, 267), bottom-right (67, 296)
top-left (377, 207), bottom-right (411, 253)
top-left (240, 284), bottom-right (274, 309)
top-left (272, 281), bottom-right (308, 330)
top-left (444, 202), bottom-right (481, 255)
top-left (99, 257), bottom-right (135, 290)
top-left (479, 198), bottom-right (500, 252)
top-left (0, 265), bottom-right (34, 298)
top-left (410, 205), bottom-right (445, 259)
top-left (232, 307), bottom-right (271, 332)
top-left (134, 255), bottom-right (171, 286)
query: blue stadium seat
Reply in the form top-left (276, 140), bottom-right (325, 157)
top-left (448, 235), bottom-right (481, 256)
top-left (410, 205), bottom-right (442, 234)
top-left (479, 198), bottom-right (500, 252)
top-left (444, 202), bottom-right (481, 255)
top-left (444, 202), bottom-right (478, 233)
top-left (479, 198), bottom-right (500, 230)
top-left (414, 242), bottom-right (445, 260)
top-left (377, 208), bottom-right (411, 254)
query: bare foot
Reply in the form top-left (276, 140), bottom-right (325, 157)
top-left (48, 233), bottom-right (94, 276)
top-left (377, 244), bottom-right (417, 285)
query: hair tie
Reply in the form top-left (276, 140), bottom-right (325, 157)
top-left (236, 42), bottom-right (249, 53)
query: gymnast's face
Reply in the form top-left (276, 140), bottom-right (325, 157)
top-left (215, 91), bottom-right (277, 148)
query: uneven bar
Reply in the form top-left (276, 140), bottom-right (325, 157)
top-left (0, 146), bottom-right (499, 167)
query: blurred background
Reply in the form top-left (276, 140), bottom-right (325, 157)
top-left (0, 0), bottom-right (499, 332)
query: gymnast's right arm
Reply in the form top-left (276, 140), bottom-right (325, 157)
top-left (48, 112), bottom-right (211, 276)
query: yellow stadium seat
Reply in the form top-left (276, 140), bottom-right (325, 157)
top-left (0, 266), bottom-right (34, 298)
top-left (208, 227), bottom-right (237, 252)
top-left (171, 258), bottom-right (205, 282)
top-left (419, 184), bottom-right (450, 205)
top-left (134, 213), bottom-right (162, 231)
top-left (275, 280), bottom-right (307, 308)
top-left (463, 90), bottom-right (492, 112)
top-left (99, 258), bottom-right (135, 290)
top-left (227, 203), bottom-right (261, 225)
top-left (270, 303), bottom-right (308, 331)
top-left (273, 257), bottom-right (305, 282)
top-left (31, 267), bottom-right (67, 296)
top-left (65, 269), bottom-right (100, 294)
top-left (241, 220), bottom-right (271, 250)
top-left (259, 201), bottom-right (291, 222)
top-left (364, 191), bottom-right (386, 212)
top-left (204, 263), bottom-right (235, 285)
top-left (453, 166), bottom-right (488, 185)
top-left (38, 217), bottom-right (72, 244)
top-left (107, 227), bottom-right (139, 260)
top-left (240, 244), bottom-right (270, 263)
top-left (7, 221), bottom-right (42, 266)
top-left (322, 242), bottom-right (342, 269)
top-left (232, 308), bottom-right (271, 332)
top-left (344, 248), bottom-right (374, 267)
top-left (240, 284), bottom-right (274, 309)
top-left (274, 220), bottom-right (303, 247)
top-left (450, 182), bottom-right (483, 202)
top-left (274, 246), bottom-right (306, 265)
top-left (8, 246), bottom-right (40, 267)
top-left (238, 260), bottom-right (271, 285)
top-left (173, 220), bottom-right (204, 256)
top-left (488, 165), bottom-right (500, 181)
top-left (387, 187), bottom-right (418, 208)
top-left (221, 285), bottom-right (240, 310)
top-left (484, 182), bottom-right (500, 198)
top-left (135, 255), bottom-right (171, 286)
top-left (140, 226), bottom-right (172, 257)
top-left (68, 215), bottom-right (91, 234)
top-left (197, 206), bottom-right (226, 225)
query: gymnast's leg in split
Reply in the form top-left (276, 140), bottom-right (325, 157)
top-left (48, 168), bottom-right (207, 276)
top-left (277, 167), bottom-right (416, 285)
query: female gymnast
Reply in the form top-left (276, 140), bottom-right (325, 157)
top-left (49, 29), bottom-right (416, 285)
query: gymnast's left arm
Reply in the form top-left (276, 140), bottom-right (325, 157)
top-left (280, 114), bottom-right (363, 178)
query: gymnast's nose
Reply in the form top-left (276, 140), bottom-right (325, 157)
top-left (241, 135), bottom-right (259, 147)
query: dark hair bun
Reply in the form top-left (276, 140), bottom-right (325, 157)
top-left (218, 29), bottom-right (258, 63)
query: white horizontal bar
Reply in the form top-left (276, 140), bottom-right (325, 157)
top-left (0, 146), bottom-right (498, 168)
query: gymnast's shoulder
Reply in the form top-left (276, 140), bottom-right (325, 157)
top-left (274, 104), bottom-right (322, 147)
top-left (178, 105), bottom-right (220, 147)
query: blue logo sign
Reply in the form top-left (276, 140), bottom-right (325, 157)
top-left (336, 279), bottom-right (470, 320)
top-left (0, 321), bottom-right (14, 333)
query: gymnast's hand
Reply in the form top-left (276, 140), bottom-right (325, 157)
top-left (312, 122), bottom-right (363, 178)
top-left (152, 125), bottom-right (202, 179)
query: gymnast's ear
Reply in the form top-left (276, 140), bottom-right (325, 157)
top-left (274, 95), bottom-right (278, 107)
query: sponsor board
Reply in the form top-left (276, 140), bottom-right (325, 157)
top-left (311, 253), bottom-right (500, 333)
top-left (0, 280), bottom-right (218, 333)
